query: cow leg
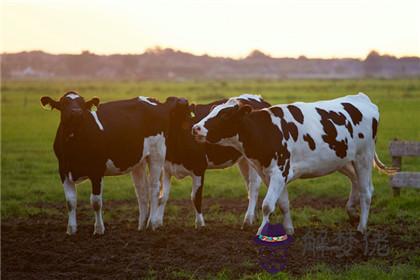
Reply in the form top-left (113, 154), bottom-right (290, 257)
top-left (147, 153), bottom-right (165, 230)
top-left (238, 158), bottom-right (261, 228)
top-left (354, 153), bottom-right (374, 234)
top-left (90, 177), bottom-right (105, 235)
top-left (257, 170), bottom-right (285, 235)
top-left (156, 169), bottom-right (171, 226)
top-left (63, 178), bottom-right (77, 235)
top-left (277, 188), bottom-right (294, 235)
top-left (131, 161), bottom-right (149, 230)
top-left (191, 175), bottom-right (205, 228)
top-left (339, 163), bottom-right (360, 224)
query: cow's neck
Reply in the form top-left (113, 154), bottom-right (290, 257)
top-left (167, 119), bottom-right (193, 155)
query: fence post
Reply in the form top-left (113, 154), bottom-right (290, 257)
top-left (391, 156), bottom-right (401, 196)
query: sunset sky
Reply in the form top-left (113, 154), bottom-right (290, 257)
top-left (1, 0), bottom-right (419, 58)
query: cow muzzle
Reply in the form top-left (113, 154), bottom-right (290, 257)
top-left (192, 124), bottom-right (207, 143)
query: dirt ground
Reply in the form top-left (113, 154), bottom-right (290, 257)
top-left (2, 197), bottom-right (416, 279)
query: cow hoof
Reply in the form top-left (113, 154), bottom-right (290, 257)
top-left (147, 220), bottom-right (161, 231)
top-left (242, 214), bottom-right (255, 229)
top-left (357, 225), bottom-right (367, 235)
top-left (285, 227), bottom-right (294, 236)
top-left (66, 225), bottom-right (77, 235)
top-left (195, 221), bottom-right (206, 229)
top-left (93, 225), bottom-right (105, 235)
top-left (195, 214), bottom-right (205, 228)
top-left (156, 217), bottom-right (164, 227)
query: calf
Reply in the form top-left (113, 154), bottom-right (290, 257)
top-left (157, 94), bottom-right (270, 228)
top-left (192, 93), bottom-right (396, 235)
top-left (41, 91), bottom-right (186, 234)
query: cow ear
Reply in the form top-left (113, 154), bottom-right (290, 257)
top-left (188, 104), bottom-right (196, 118)
top-left (85, 97), bottom-right (100, 111)
top-left (40, 96), bottom-right (60, 111)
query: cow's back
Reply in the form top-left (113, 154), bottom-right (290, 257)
top-left (277, 93), bottom-right (379, 180)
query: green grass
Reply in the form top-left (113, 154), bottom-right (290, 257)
top-left (2, 79), bottom-right (420, 278)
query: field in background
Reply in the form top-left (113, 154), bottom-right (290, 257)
top-left (2, 79), bottom-right (420, 279)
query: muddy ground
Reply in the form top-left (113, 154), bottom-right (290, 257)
top-left (2, 197), bottom-right (417, 279)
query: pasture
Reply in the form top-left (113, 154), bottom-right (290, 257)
top-left (2, 79), bottom-right (420, 279)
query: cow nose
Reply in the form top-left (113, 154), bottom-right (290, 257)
top-left (192, 125), bottom-right (201, 135)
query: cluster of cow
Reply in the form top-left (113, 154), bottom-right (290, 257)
top-left (40, 92), bottom-right (396, 236)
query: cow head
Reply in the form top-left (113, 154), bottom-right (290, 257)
top-left (167, 97), bottom-right (191, 130)
top-left (40, 91), bottom-right (100, 131)
top-left (192, 98), bottom-right (252, 144)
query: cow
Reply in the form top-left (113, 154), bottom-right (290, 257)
top-left (40, 91), bottom-right (187, 235)
top-left (156, 95), bottom-right (271, 228)
top-left (192, 93), bottom-right (397, 235)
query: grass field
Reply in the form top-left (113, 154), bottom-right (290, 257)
top-left (2, 79), bottom-right (420, 279)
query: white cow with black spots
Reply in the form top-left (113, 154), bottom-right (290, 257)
top-left (192, 93), bottom-right (396, 235)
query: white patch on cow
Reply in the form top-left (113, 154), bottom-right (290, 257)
top-left (207, 158), bottom-right (235, 169)
top-left (216, 134), bottom-right (244, 153)
top-left (191, 175), bottom-right (205, 227)
top-left (141, 133), bottom-right (165, 160)
top-left (193, 98), bottom-right (238, 136)
top-left (105, 159), bottom-right (124, 175)
top-left (164, 161), bottom-right (193, 179)
top-left (90, 111), bottom-right (104, 131)
top-left (68, 172), bottom-right (87, 184)
top-left (266, 107), bottom-right (282, 128)
top-left (63, 177), bottom-right (77, 234)
top-left (138, 96), bottom-right (157, 106)
top-left (66, 93), bottom-right (80, 100)
top-left (194, 94), bottom-right (262, 137)
top-left (90, 193), bottom-right (105, 235)
top-left (142, 132), bottom-right (166, 230)
top-left (237, 93), bottom-right (262, 101)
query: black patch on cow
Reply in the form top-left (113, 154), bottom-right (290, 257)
top-left (316, 108), bottom-right (348, 158)
top-left (358, 133), bottom-right (364, 139)
top-left (204, 107), bottom-right (242, 143)
top-left (287, 105), bottom-right (304, 124)
top-left (270, 107), bottom-right (284, 118)
top-left (191, 99), bottom-right (228, 122)
top-left (193, 177), bottom-right (204, 213)
top-left (205, 144), bottom-right (242, 166)
top-left (281, 118), bottom-right (298, 141)
top-left (345, 121), bottom-right (353, 138)
top-left (303, 134), bottom-right (316, 150)
top-left (270, 106), bottom-right (299, 142)
top-left (239, 110), bottom-right (290, 181)
top-left (237, 97), bottom-right (271, 109)
top-left (50, 96), bottom-right (182, 188)
top-left (169, 98), bottom-right (270, 176)
top-left (282, 159), bottom-right (290, 179)
top-left (372, 118), bottom-right (378, 139)
top-left (342, 102), bottom-right (363, 125)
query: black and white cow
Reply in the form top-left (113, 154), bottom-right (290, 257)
top-left (156, 94), bottom-right (271, 228)
top-left (192, 93), bottom-right (396, 235)
top-left (41, 91), bottom-right (187, 234)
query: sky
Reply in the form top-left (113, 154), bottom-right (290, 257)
top-left (1, 0), bottom-right (419, 58)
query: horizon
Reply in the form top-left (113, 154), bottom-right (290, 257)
top-left (2, 48), bottom-right (419, 60)
top-left (2, 0), bottom-right (420, 59)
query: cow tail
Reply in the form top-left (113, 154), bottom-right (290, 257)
top-left (373, 151), bottom-right (399, 175)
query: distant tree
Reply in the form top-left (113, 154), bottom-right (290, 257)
top-left (246, 49), bottom-right (271, 59)
top-left (364, 50), bottom-right (383, 76)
